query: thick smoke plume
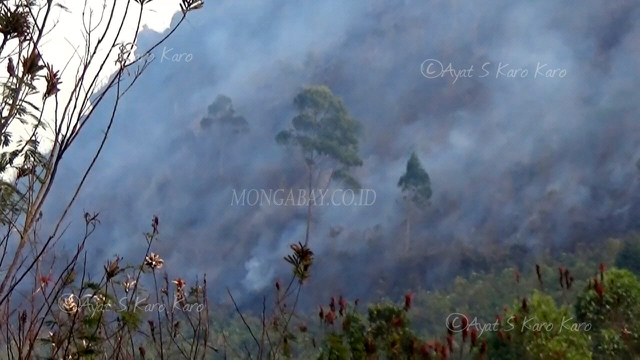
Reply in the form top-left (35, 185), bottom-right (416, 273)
top-left (46, 0), bottom-right (640, 304)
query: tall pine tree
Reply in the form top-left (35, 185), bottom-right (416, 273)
top-left (398, 152), bottom-right (432, 252)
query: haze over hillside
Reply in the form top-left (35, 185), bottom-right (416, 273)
top-left (46, 0), bottom-right (640, 304)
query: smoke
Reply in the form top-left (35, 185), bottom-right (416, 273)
top-left (45, 0), bottom-right (640, 303)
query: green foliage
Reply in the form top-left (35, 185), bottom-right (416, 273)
top-left (343, 314), bottom-right (368, 358)
top-left (321, 333), bottom-right (350, 360)
top-left (276, 85), bottom-right (363, 188)
top-left (120, 307), bottom-right (144, 330)
top-left (595, 328), bottom-right (629, 359)
top-left (317, 302), bottom-right (423, 359)
top-left (575, 268), bottom-right (640, 358)
top-left (0, 181), bottom-right (24, 225)
top-left (177, 239), bottom-right (636, 359)
top-left (284, 242), bottom-right (314, 283)
top-left (615, 234), bottom-right (640, 275)
top-left (398, 152), bottom-right (431, 207)
top-left (488, 291), bottom-right (592, 360)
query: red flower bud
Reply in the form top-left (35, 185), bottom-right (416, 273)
top-left (420, 344), bottom-right (431, 359)
top-left (471, 328), bottom-right (478, 347)
top-left (404, 292), bottom-right (414, 311)
top-left (480, 340), bottom-right (488, 355)
top-left (339, 296), bottom-right (347, 316)
top-left (325, 311), bottom-right (335, 325)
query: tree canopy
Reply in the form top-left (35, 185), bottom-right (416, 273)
top-left (276, 85), bottom-right (363, 189)
top-left (398, 151), bottom-right (432, 207)
top-left (200, 94), bottom-right (249, 134)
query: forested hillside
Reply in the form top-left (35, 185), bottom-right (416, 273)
top-left (0, 0), bottom-right (638, 359)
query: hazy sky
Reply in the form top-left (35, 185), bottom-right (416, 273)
top-left (4, 0), bottom-right (181, 150)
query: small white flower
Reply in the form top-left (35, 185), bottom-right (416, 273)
top-left (144, 253), bottom-right (164, 269)
top-left (123, 275), bottom-right (136, 293)
top-left (61, 296), bottom-right (78, 313)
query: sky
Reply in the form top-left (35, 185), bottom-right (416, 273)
top-left (4, 0), bottom-right (181, 151)
top-left (42, 0), bottom-right (179, 73)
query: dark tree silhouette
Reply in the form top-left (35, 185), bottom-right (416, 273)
top-left (398, 152), bottom-right (431, 252)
